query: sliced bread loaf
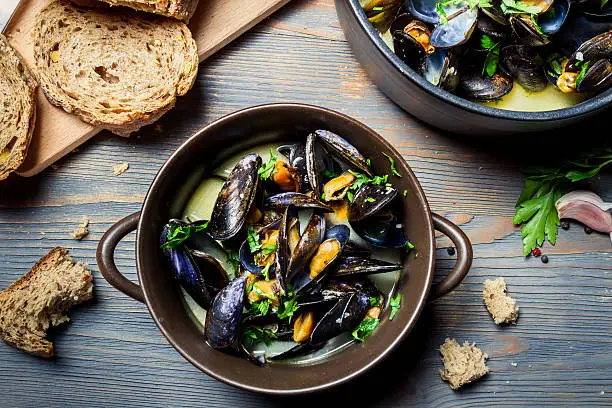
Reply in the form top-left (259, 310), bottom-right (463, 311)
top-left (0, 247), bottom-right (94, 357)
top-left (0, 34), bottom-right (37, 181)
top-left (33, 0), bottom-right (198, 136)
top-left (93, 0), bottom-right (200, 21)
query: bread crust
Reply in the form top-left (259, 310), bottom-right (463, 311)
top-left (33, 0), bottom-right (198, 136)
top-left (0, 34), bottom-right (37, 181)
top-left (94, 0), bottom-right (200, 21)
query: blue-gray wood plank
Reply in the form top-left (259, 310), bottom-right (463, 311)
top-left (0, 0), bottom-right (611, 406)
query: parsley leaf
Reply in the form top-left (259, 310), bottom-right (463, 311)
top-left (352, 317), bottom-right (380, 341)
top-left (226, 249), bottom-right (240, 278)
top-left (161, 221), bottom-right (209, 249)
top-left (260, 263), bottom-right (272, 281)
top-left (347, 190), bottom-right (355, 203)
top-left (513, 183), bottom-right (562, 256)
top-left (246, 300), bottom-right (270, 317)
top-left (247, 226), bottom-right (262, 253)
top-left (403, 190), bottom-right (408, 197)
top-left (370, 294), bottom-right (383, 307)
top-left (260, 243), bottom-right (278, 255)
top-left (257, 148), bottom-right (277, 180)
top-left (406, 240), bottom-right (415, 250)
top-left (366, 197), bottom-right (376, 203)
top-left (321, 169), bottom-right (340, 179)
top-left (252, 284), bottom-right (277, 300)
top-left (480, 34), bottom-right (500, 77)
top-left (383, 153), bottom-right (401, 177)
top-left (575, 61), bottom-right (591, 87)
top-left (603, 0), bottom-right (608, 8)
top-left (500, 0), bottom-right (542, 14)
top-left (277, 296), bottom-right (300, 322)
top-left (389, 294), bottom-right (402, 320)
top-left (242, 326), bottom-right (277, 347)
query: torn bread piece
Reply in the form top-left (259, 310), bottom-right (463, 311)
top-left (483, 277), bottom-right (519, 325)
top-left (71, 216), bottom-right (90, 240)
top-left (440, 338), bottom-right (489, 390)
top-left (112, 162), bottom-right (129, 176)
top-left (0, 248), bottom-right (94, 357)
top-left (0, 34), bottom-right (37, 181)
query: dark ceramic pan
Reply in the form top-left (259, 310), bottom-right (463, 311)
top-left (335, 0), bottom-right (612, 135)
top-left (96, 103), bottom-right (473, 395)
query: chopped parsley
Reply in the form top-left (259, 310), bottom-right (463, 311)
top-left (406, 241), bottom-right (415, 250)
top-left (321, 169), bottom-right (339, 178)
top-left (480, 35), bottom-right (500, 77)
top-left (529, 15), bottom-right (547, 37)
top-left (546, 53), bottom-right (565, 78)
top-left (321, 192), bottom-right (327, 200)
top-left (260, 263), bottom-right (272, 281)
top-left (365, 197), bottom-right (376, 203)
top-left (252, 284), bottom-right (277, 300)
top-left (370, 294), bottom-right (383, 307)
top-left (161, 221), bottom-right (209, 249)
top-left (226, 249), bottom-right (240, 278)
top-left (243, 326), bottom-right (277, 347)
top-left (575, 61), bottom-right (590, 87)
top-left (403, 190), bottom-right (408, 197)
top-left (366, 158), bottom-right (372, 166)
top-left (347, 190), bottom-right (355, 203)
top-left (346, 170), bottom-right (389, 203)
top-left (500, 0), bottom-right (542, 14)
top-left (352, 317), bottom-right (380, 341)
top-left (257, 148), bottom-right (277, 180)
top-left (383, 153), bottom-right (401, 177)
top-left (246, 300), bottom-right (271, 317)
top-left (247, 226), bottom-right (262, 253)
top-left (389, 294), bottom-right (402, 320)
top-left (260, 243), bottom-right (278, 255)
top-left (277, 296), bottom-right (300, 322)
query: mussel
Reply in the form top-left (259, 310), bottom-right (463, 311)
top-left (310, 290), bottom-right (371, 345)
top-left (204, 276), bottom-right (247, 349)
top-left (334, 256), bottom-right (403, 277)
top-left (264, 192), bottom-right (333, 212)
top-left (501, 45), bottom-right (547, 92)
top-left (287, 214), bottom-right (326, 281)
top-left (208, 154), bottom-right (262, 241)
top-left (315, 130), bottom-right (373, 177)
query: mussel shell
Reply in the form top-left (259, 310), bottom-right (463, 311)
top-left (348, 184), bottom-right (398, 222)
top-left (538, 0), bottom-right (570, 35)
top-left (477, 9), bottom-right (508, 41)
top-left (422, 49), bottom-right (460, 91)
top-left (500, 45), bottom-right (547, 92)
top-left (187, 229), bottom-right (236, 281)
top-left (576, 59), bottom-right (612, 93)
top-left (566, 31), bottom-right (612, 71)
top-left (576, 0), bottom-right (612, 18)
top-left (509, 15), bottom-right (551, 47)
top-left (287, 214), bottom-right (326, 282)
top-left (310, 291), bottom-right (370, 345)
top-left (390, 12), bottom-right (417, 33)
top-left (305, 133), bottom-right (320, 198)
top-left (481, 5), bottom-right (507, 26)
top-left (315, 130), bottom-right (373, 177)
top-left (274, 206), bottom-right (291, 292)
top-left (543, 52), bottom-right (567, 86)
top-left (208, 154), bottom-right (262, 241)
top-left (430, 6), bottom-right (478, 48)
top-left (204, 276), bottom-right (247, 349)
top-left (553, 14), bottom-right (612, 57)
top-left (350, 212), bottom-right (408, 248)
top-left (334, 256), bottom-right (403, 277)
top-left (264, 192), bottom-right (333, 212)
top-left (291, 224), bottom-right (350, 295)
top-left (323, 279), bottom-right (381, 298)
top-left (393, 29), bottom-right (427, 71)
top-left (406, 0), bottom-right (440, 23)
top-left (277, 143), bottom-right (309, 192)
top-left (458, 70), bottom-right (514, 101)
top-left (343, 241), bottom-right (372, 258)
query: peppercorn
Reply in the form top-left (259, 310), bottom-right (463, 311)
top-left (541, 255), bottom-right (549, 264)
top-left (584, 226), bottom-right (593, 234)
top-left (532, 248), bottom-right (541, 257)
top-left (561, 220), bottom-right (570, 230)
top-left (447, 247), bottom-right (455, 256)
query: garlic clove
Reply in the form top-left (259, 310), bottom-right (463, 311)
top-left (556, 192), bottom-right (612, 234)
top-left (555, 190), bottom-right (612, 212)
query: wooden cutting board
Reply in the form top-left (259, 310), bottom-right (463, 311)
top-left (4, 0), bottom-right (290, 177)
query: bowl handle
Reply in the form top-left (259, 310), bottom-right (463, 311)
top-left (429, 213), bottom-right (473, 300)
top-left (96, 212), bottom-right (145, 303)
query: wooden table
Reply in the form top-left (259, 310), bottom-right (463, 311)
top-left (1, 1), bottom-right (610, 406)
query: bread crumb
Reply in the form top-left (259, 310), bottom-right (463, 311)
top-left (483, 277), bottom-right (519, 325)
top-left (112, 162), bottom-right (129, 176)
top-left (439, 338), bottom-right (489, 390)
top-left (154, 124), bottom-right (163, 133)
top-left (71, 216), bottom-right (89, 240)
top-left (511, 362), bottom-right (518, 367)
top-left (40, 232), bottom-right (46, 238)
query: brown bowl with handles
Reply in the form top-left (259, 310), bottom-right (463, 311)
top-left (96, 103), bottom-right (472, 395)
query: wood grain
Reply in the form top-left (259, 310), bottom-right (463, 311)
top-left (4, 0), bottom-right (290, 177)
top-left (0, 0), bottom-right (611, 406)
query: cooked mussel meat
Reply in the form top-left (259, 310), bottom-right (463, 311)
top-left (287, 214), bottom-right (326, 281)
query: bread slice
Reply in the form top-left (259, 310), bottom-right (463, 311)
top-left (0, 247), bottom-right (94, 357)
top-left (33, 0), bottom-right (198, 137)
top-left (439, 338), bottom-right (489, 390)
top-left (0, 34), bottom-right (37, 181)
top-left (483, 277), bottom-right (519, 325)
top-left (92, 0), bottom-right (199, 21)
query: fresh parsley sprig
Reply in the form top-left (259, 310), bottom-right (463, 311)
top-left (389, 294), bottom-right (402, 320)
top-left (258, 148), bottom-right (277, 180)
top-left (500, 0), bottom-right (541, 14)
top-left (161, 221), bottom-right (209, 249)
top-left (352, 317), bottom-right (380, 341)
top-left (247, 226), bottom-right (262, 253)
top-left (481, 35), bottom-right (500, 77)
top-left (242, 326), bottom-right (277, 347)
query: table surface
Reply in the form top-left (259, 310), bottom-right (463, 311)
top-left (1, 1), bottom-right (611, 406)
